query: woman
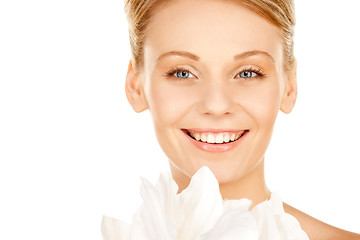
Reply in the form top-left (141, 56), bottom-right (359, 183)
top-left (102, 0), bottom-right (360, 239)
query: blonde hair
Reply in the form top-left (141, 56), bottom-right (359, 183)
top-left (124, 0), bottom-right (296, 73)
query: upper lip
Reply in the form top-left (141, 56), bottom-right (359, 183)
top-left (182, 128), bottom-right (247, 133)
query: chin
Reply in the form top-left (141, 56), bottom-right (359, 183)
top-left (187, 160), bottom-right (251, 185)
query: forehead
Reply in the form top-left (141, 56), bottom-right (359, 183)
top-left (144, 0), bottom-right (283, 66)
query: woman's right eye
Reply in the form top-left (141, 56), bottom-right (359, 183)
top-left (165, 68), bottom-right (196, 80)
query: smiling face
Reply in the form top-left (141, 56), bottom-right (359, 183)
top-left (126, 0), bottom-right (297, 190)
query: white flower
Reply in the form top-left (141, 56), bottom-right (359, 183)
top-left (102, 166), bottom-right (259, 240)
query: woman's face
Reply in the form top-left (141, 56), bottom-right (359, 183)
top-left (128, 0), bottom-right (296, 185)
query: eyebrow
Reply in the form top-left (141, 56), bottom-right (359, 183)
top-left (234, 50), bottom-right (275, 63)
top-left (156, 51), bottom-right (200, 62)
top-left (156, 50), bottom-right (275, 63)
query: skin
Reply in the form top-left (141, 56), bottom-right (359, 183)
top-left (125, 0), bottom-right (360, 239)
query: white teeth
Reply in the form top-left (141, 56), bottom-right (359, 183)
top-left (200, 133), bottom-right (207, 142)
top-left (194, 132), bottom-right (201, 141)
top-left (188, 130), bottom-right (245, 144)
top-left (207, 134), bottom-right (215, 143)
top-left (215, 134), bottom-right (224, 143)
top-left (230, 133), bottom-right (236, 141)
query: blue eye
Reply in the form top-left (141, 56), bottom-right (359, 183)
top-left (165, 68), bottom-right (196, 80)
top-left (175, 70), bottom-right (194, 79)
top-left (238, 70), bottom-right (258, 78)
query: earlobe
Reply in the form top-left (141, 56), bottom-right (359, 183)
top-left (125, 61), bottom-right (149, 113)
top-left (280, 71), bottom-right (297, 114)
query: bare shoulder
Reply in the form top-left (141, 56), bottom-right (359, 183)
top-left (283, 202), bottom-right (360, 240)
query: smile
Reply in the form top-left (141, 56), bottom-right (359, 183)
top-left (181, 129), bottom-right (249, 152)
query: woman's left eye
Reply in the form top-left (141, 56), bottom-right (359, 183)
top-left (237, 70), bottom-right (259, 79)
top-left (173, 70), bottom-right (195, 79)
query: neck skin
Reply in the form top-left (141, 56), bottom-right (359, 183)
top-left (170, 157), bottom-right (271, 210)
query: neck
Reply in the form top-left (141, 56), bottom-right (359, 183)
top-left (170, 157), bottom-right (271, 209)
top-left (219, 158), bottom-right (271, 209)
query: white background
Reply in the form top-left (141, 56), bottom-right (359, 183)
top-left (0, 0), bottom-right (359, 239)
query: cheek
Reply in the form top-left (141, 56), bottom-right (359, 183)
top-left (147, 80), bottom-right (195, 127)
top-left (257, 86), bottom-right (281, 122)
top-left (236, 82), bottom-right (282, 127)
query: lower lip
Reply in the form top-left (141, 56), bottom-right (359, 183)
top-left (182, 130), bottom-right (248, 153)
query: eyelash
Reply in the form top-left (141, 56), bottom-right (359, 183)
top-left (164, 66), bottom-right (266, 80)
top-left (164, 67), bottom-right (194, 80)
top-left (236, 67), bottom-right (265, 79)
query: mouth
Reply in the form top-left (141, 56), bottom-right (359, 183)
top-left (181, 129), bottom-right (249, 144)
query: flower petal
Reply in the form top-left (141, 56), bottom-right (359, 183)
top-left (199, 208), bottom-right (259, 240)
top-left (177, 166), bottom-right (224, 239)
top-left (101, 216), bottom-right (131, 240)
top-left (139, 177), bottom-right (176, 240)
top-left (223, 198), bottom-right (252, 213)
top-left (156, 171), bottom-right (181, 227)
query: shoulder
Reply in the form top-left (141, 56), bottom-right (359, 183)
top-left (283, 202), bottom-right (360, 240)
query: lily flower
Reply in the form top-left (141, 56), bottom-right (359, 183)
top-left (102, 167), bottom-right (308, 240)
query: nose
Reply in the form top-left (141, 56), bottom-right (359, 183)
top-left (196, 80), bottom-right (235, 117)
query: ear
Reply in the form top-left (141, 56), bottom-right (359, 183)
top-left (280, 71), bottom-right (297, 114)
top-left (125, 60), bottom-right (149, 113)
